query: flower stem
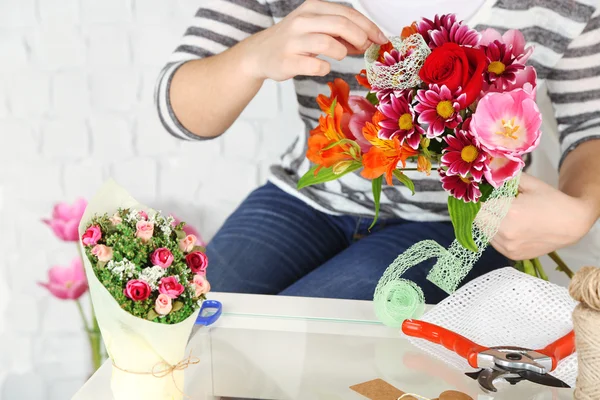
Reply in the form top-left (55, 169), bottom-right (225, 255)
top-left (531, 257), bottom-right (549, 281)
top-left (75, 299), bottom-right (91, 332)
top-left (548, 251), bottom-right (575, 279)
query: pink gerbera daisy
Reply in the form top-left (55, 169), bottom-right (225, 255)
top-left (442, 129), bottom-right (488, 182)
top-left (377, 93), bottom-right (424, 149)
top-left (440, 169), bottom-right (482, 203)
top-left (483, 41), bottom-right (525, 90)
top-left (417, 14), bottom-right (480, 48)
top-left (415, 84), bottom-right (466, 138)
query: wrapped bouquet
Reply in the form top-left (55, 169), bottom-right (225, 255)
top-left (299, 14), bottom-right (541, 252)
top-left (79, 181), bottom-right (210, 400)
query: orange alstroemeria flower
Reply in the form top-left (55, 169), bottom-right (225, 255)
top-left (355, 69), bottom-right (372, 91)
top-left (316, 78), bottom-right (352, 114)
top-left (401, 22), bottom-right (419, 39)
top-left (361, 122), bottom-right (419, 185)
top-left (377, 41), bottom-right (395, 63)
top-left (307, 101), bottom-right (355, 173)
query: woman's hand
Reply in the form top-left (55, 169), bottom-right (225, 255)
top-left (490, 173), bottom-right (598, 260)
top-left (240, 0), bottom-right (388, 81)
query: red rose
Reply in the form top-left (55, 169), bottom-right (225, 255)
top-left (185, 252), bottom-right (208, 275)
top-left (419, 43), bottom-right (486, 106)
top-left (124, 279), bottom-right (151, 301)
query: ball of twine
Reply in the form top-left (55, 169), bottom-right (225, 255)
top-left (569, 266), bottom-right (600, 400)
top-left (374, 279), bottom-right (425, 328)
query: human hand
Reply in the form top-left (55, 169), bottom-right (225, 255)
top-left (490, 173), bottom-right (597, 260)
top-left (240, 0), bottom-right (388, 81)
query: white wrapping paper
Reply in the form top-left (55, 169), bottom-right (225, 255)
top-left (79, 180), bottom-right (200, 400)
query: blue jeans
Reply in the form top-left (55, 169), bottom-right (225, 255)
top-left (206, 182), bottom-right (509, 304)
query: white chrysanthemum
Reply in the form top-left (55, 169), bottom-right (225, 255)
top-left (106, 258), bottom-right (138, 280)
top-left (138, 265), bottom-right (166, 290)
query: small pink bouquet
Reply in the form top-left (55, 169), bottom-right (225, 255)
top-left (78, 180), bottom-right (210, 400)
top-left (300, 15), bottom-right (542, 252)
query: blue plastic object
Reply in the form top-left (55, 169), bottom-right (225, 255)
top-left (195, 300), bottom-right (222, 326)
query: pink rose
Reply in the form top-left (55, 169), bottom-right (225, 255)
top-left (185, 252), bottom-right (208, 275)
top-left (158, 276), bottom-right (184, 299)
top-left (191, 274), bottom-right (211, 298)
top-left (179, 234), bottom-right (197, 253)
top-left (170, 215), bottom-right (206, 247)
top-left (38, 258), bottom-right (88, 300)
top-left (81, 225), bottom-right (102, 246)
top-left (138, 210), bottom-right (148, 220)
top-left (109, 212), bottom-right (122, 226)
top-left (154, 294), bottom-right (172, 315)
top-left (124, 279), bottom-right (151, 301)
top-left (135, 221), bottom-right (154, 243)
top-left (151, 248), bottom-right (174, 268)
top-left (43, 198), bottom-right (87, 242)
top-left (91, 244), bottom-right (113, 262)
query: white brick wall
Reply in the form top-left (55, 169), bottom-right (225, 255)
top-left (0, 1), bottom-right (301, 398)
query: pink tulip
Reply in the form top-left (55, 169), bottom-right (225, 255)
top-left (43, 198), bottom-right (87, 242)
top-left (484, 155), bottom-right (525, 188)
top-left (471, 89), bottom-right (542, 159)
top-left (347, 96), bottom-right (376, 153)
top-left (38, 258), bottom-right (88, 300)
top-left (484, 66), bottom-right (537, 100)
top-left (170, 215), bottom-right (205, 247)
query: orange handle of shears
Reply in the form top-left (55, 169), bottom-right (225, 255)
top-left (402, 319), bottom-right (488, 368)
top-left (537, 330), bottom-right (576, 371)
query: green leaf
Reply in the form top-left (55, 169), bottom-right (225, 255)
top-left (176, 230), bottom-right (186, 240)
top-left (147, 309), bottom-right (159, 321)
top-left (192, 245), bottom-right (206, 253)
top-left (366, 92), bottom-right (379, 106)
top-left (297, 162), bottom-right (361, 190)
top-left (393, 170), bottom-right (415, 195)
top-left (447, 196), bottom-right (481, 252)
top-left (369, 176), bottom-right (383, 230)
top-left (172, 301), bottom-right (184, 312)
top-left (479, 183), bottom-right (494, 203)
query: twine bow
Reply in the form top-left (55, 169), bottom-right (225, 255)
top-left (112, 351), bottom-right (200, 399)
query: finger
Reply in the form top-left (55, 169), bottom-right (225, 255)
top-left (285, 55), bottom-right (331, 77)
top-left (299, 14), bottom-right (373, 52)
top-left (294, 33), bottom-right (348, 61)
top-left (302, 1), bottom-right (387, 44)
top-left (337, 38), bottom-right (372, 55)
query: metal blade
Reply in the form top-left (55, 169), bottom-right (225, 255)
top-left (465, 371), bottom-right (481, 380)
top-left (516, 370), bottom-right (571, 389)
top-left (476, 368), bottom-right (507, 392)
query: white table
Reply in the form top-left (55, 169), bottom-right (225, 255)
top-left (73, 293), bottom-right (574, 400)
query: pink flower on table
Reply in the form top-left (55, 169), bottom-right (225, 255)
top-left (158, 276), bottom-right (185, 299)
top-left (347, 96), bottom-right (376, 152)
top-left (124, 279), bottom-right (151, 301)
top-left (170, 215), bottom-right (205, 247)
top-left (479, 28), bottom-right (533, 65)
top-left (81, 225), bottom-right (102, 246)
top-left (185, 252), bottom-right (208, 275)
top-left (484, 155), bottom-right (525, 188)
top-left (471, 89), bottom-right (542, 158)
top-left (415, 84), bottom-right (466, 138)
top-left (417, 14), bottom-right (480, 48)
top-left (155, 294), bottom-right (172, 316)
top-left (150, 248), bottom-right (174, 268)
top-left (109, 212), bottom-right (122, 226)
top-left (377, 93), bottom-right (424, 149)
top-left (440, 169), bottom-right (482, 203)
top-left (43, 198), bottom-right (87, 242)
top-left (481, 40), bottom-right (525, 90)
top-left (38, 258), bottom-right (88, 300)
top-left (135, 221), bottom-right (154, 243)
top-left (442, 128), bottom-right (488, 182)
top-left (191, 274), bottom-right (211, 298)
top-left (91, 244), bottom-right (113, 262)
top-left (179, 234), bottom-right (197, 253)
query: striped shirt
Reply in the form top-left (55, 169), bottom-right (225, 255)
top-left (155, 0), bottom-right (600, 222)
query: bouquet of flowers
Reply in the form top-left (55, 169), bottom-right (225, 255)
top-left (299, 14), bottom-right (541, 252)
top-left (78, 180), bottom-right (210, 400)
